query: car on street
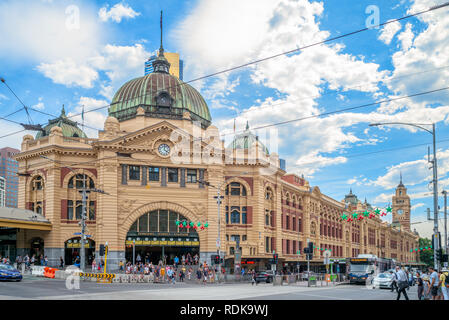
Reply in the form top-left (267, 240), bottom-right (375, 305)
top-left (372, 272), bottom-right (393, 289)
top-left (0, 263), bottom-right (22, 281)
top-left (255, 270), bottom-right (275, 283)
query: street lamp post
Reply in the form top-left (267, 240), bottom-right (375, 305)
top-left (369, 122), bottom-right (439, 270)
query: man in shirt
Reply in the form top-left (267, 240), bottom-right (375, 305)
top-left (428, 267), bottom-right (440, 300)
top-left (439, 268), bottom-right (449, 300)
top-left (396, 267), bottom-right (409, 300)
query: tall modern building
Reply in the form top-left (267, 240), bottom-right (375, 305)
top-left (0, 147), bottom-right (20, 207)
top-left (145, 52), bottom-right (183, 80)
top-left (0, 176), bottom-right (5, 207)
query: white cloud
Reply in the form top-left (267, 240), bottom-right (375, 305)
top-left (99, 3), bottom-right (140, 23)
top-left (411, 203), bottom-right (425, 210)
top-left (32, 97), bottom-right (45, 110)
top-left (0, 94), bottom-right (8, 101)
top-left (0, 1), bottom-right (103, 62)
top-left (397, 23), bottom-right (414, 51)
top-left (67, 97), bottom-right (109, 138)
top-left (378, 21), bottom-right (402, 45)
top-left (36, 58), bottom-right (99, 89)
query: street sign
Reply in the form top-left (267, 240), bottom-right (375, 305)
top-left (216, 238), bottom-right (220, 248)
top-left (323, 250), bottom-right (331, 265)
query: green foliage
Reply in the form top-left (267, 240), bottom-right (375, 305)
top-left (419, 238), bottom-right (433, 268)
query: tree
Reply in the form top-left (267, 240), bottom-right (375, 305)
top-left (418, 238), bottom-right (433, 268)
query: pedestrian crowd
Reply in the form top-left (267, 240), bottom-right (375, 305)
top-left (390, 265), bottom-right (449, 300)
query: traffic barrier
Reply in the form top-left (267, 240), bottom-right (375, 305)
top-left (31, 266), bottom-right (45, 277)
top-left (121, 275), bottom-right (130, 283)
top-left (112, 274), bottom-right (121, 283)
top-left (44, 268), bottom-right (56, 279)
top-left (273, 275), bottom-right (283, 286)
top-left (143, 275), bottom-right (150, 283)
top-left (137, 275), bottom-right (145, 283)
top-left (130, 275), bottom-right (138, 283)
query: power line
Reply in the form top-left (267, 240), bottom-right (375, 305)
top-left (0, 77), bottom-right (33, 125)
top-left (232, 64), bottom-right (449, 119)
top-left (63, 2), bottom-right (449, 121)
top-left (0, 129), bottom-right (27, 139)
top-left (219, 85), bottom-right (449, 137)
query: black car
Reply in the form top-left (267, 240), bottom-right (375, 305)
top-left (255, 270), bottom-right (275, 283)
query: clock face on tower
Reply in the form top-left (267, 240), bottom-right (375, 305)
top-left (158, 143), bottom-right (170, 156)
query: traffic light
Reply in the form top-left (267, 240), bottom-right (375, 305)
top-left (273, 253), bottom-right (278, 264)
top-left (211, 254), bottom-right (220, 264)
top-left (99, 244), bottom-right (105, 256)
top-left (437, 249), bottom-right (443, 262)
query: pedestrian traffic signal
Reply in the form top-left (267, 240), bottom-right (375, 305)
top-left (99, 244), bottom-right (105, 256)
top-left (437, 249), bottom-right (443, 262)
top-left (273, 253), bottom-right (278, 264)
top-left (211, 254), bottom-right (220, 264)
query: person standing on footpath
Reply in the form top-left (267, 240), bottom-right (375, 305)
top-left (427, 267), bottom-right (440, 300)
top-left (416, 272), bottom-right (424, 300)
top-left (438, 268), bottom-right (449, 300)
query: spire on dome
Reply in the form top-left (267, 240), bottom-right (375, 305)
top-left (246, 121), bottom-right (249, 131)
top-left (152, 10), bottom-right (170, 74)
top-left (61, 104), bottom-right (66, 117)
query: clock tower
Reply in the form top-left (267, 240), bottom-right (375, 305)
top-left (392, 173), bottom-right (411, 230)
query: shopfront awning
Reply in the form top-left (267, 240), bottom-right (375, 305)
top-left (0, 207), bottom-right (52, 231)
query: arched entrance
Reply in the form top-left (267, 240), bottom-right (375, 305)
top-left (30, 237), bottom-right (44, 260)
top-left (125, 209), bottom-right (200, 265)
top-left (64, 237), bottom-right (96, 266)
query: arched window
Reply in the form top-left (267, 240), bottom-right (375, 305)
top-left (68, 174), bottom-right (95, 189)
top-left (265, 188), bottom-right (273, 200)
top-left (32, 176), bottom-right (43, 190)
top-left (128, 210), bottom-right (199, 235)
top-left (231, 207), bottom-right (240, 224)
top-left (226, 182), bottom-right (247, 196)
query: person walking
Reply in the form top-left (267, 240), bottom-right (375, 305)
top-left (396, 266), bottom-right (409, 300)
top-left (251, 270), bottom-right (257, 285)
top-left (428, 267), bottom-right (440, 300)
top-left (422, 274), bottom-right (431, 300)
top-left (59, 256), bottom-right (64, 269)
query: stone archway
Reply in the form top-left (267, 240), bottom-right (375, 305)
top-left (119, 201), bottom-right (203, 244)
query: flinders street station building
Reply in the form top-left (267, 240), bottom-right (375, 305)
top-left (3, 44), bottom-right (420, 271)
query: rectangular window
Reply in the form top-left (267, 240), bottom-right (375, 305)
top-left (159, 210), bottom-right (168, 232)
top-left (265, 237), bottom-right (270, 253)
top-left (230, 247), bottom-right (235, 255)
top-left (67, 200), bottom-right (73, 220)
top-left (149, 167), bottom-right (160, 181)
top-left (242, 207), bottom-right (247, 224)
top-left (89, 201), bottom-right (95, 220)
top-left (167, 168), bottom-right (178, 182)
top-left (75, 200), bottom-right (82, 220)
top-left (186, 169), bottom-right (197, 183)
top-left (169, 211), bottom-right (178, 233)
top-left (129, 166), bottom-right (140, 180)
top-left (149, 211), bottom-right (158, 232)
top-left (231, 235), bottom-right (240, 242)
top-left (286, 216), bottom-right (290, 230)
top-left (242, 235), bottom-right (247, 241)
top-left (226, 206), bottom-right (229, 224)
top-left (138, 213), bottom-right (148, 233)
top-left (231, 207), bottom-right (240, 224)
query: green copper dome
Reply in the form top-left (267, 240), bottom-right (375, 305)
top-left (36, 106), bottom-right (87, 139)
top-left (228, 122), bottom-right (269, 154)
top-left (108, 72), bottom-right (212, 127)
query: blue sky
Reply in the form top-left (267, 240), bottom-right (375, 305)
top-left (1, 0), bottom-right (449, 237)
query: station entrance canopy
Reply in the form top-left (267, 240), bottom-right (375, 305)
top-left (0, 207), bottom-right (51, 231)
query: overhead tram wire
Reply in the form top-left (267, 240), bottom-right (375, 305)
top-left (2, 3), bottom-right (448, 139)
top-left (0, 77), bottom-right (34, 125)
top-left (62, 2), bottom-right (449, 122)
top-left (218, 85), bottom-right (449, 138)
top-left (233, 64), bottom-right (449, 118)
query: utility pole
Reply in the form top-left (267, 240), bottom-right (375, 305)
top-left (369, 122), bottom-right (439, 270)
top-left (431, 124), bottom-right (440, 270)
top-left (443, 190), bottom-right (448, 254)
